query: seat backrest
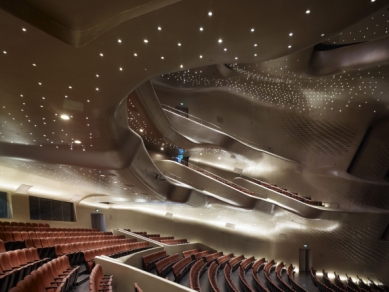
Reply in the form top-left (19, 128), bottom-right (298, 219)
top-left (12, 231), bottom-right (23, 241)
top-left (33, 238), bottom-right (43, 248)
top-left (20, 231), bottom-right (29, 240)
top-left (4, 226), bottom-right (12, 232)
top-left (0, 239), bottom-right (5, 252)
top-left (16, 249), bottom-right (28, 265)
top-left (0, 252), bottom-right (14, 271)
top-left (8, 250), bottom-right (22, 269)
top-left (3, 231), bottom-right (14, 242)
top-left (28, 231), bottom-right (37, 238)
top-left (2, 221), bottom-right (10, 226)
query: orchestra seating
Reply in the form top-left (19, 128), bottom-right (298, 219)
top-left (160, 239), bottom-right (188, 245)
top-left (252, 258), bottom-right (269, 292)
top-left (182, 248), bottom-right (200, 258)
top-left (89, 264), bottom-right (113, 292)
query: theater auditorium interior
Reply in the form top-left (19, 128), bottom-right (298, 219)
top-left (0, 0), bottom-right (389, 291)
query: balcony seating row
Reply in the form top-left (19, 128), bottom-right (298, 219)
top-left (89, 264), bottom-right (113, 292)
top-left (252, 258), bottom-right (269, 292)
top-left (148, 236), bottom-right (174, 241)
top-left (160, 239), bottom-right (188, 245)
top-left (286, 264), bottom-right (307, 292)
top-left (238, 256), bottom-right (255, 292)
top-left (204, 251), bottom-right (223, 266)
top-left (216, 253), bottom-right (234, 268)
top-left (264, 260), bottom-right (283, 292)
top-left (84, 241), bottom-right (150, 272)
top-left (172, 255), bottom-right (195, 282)
top-left (155, 253), bottom-right (180, 277)
top-left (208, 261), bottom-right (221, 292)
top-left (142, 250), bottom-right (168, 271)
top-left (245, 176), bottom-right (324, 207)
top-left (193, 250), bottom-right (213, 261)
top-left (186, 163), bottom-right (255, 196)
top-left (346, 274), bottom-right (369, 292)
top-left (227, 254), bottom-right (244, 269)
top-left (189, 259), bottom-right (207, 291)
top-left (182, 248), bottom-right (200, 258)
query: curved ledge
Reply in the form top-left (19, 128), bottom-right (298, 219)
top-left (309, 37), bottom-right (389, 76)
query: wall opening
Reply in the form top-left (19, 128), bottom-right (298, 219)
top-left (91, 213), bottom-right (106, 232)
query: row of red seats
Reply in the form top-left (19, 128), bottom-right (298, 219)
top-left (0, 247), bottom-right (51, 292)
top-left (8, 255), bottom-right (79, 292)
top-left (84, 241), bottom-right (150, 272)
top-left (89, 264), bottom-right (113, 292)
top-left (208, 254), bottom-right (235, 292)
top-left (0, 222), bottom-right (49, 228)
top-left (160, 239), bottom-right (188, 245)
top-left (0, 225), bottom-right (109, 233)
top-left (224, 255), bottom-right (245, 292)
top-left (0, 232), bottom-right (122, 251)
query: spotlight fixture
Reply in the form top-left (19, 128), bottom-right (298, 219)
top-left (60, 114), bottom-right (70, 120)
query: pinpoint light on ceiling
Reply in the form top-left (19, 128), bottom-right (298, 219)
top-left (60, 114), bottom-right (70, 120)
top-left (74, 140), bottom-right (81, 144)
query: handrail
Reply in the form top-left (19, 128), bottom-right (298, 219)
top-left (161, 104), bottom-right (221, 130)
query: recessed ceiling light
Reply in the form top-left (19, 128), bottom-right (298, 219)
top-left (119, 67), bottom-right (123, 71)
top-left (96, 74), bottom-right (99, 77)
top-left (161, 56), bottom-right (164, 59)
top-left (38, 82), bottom-right (42, 85)
top-left (96, 88), bottom-right (99, 91)
top-left (218, 157), bottom-right (221, 160)
top-left (208, 11), bottom-right (212, 16)
top-left (306, 10), bottom-right (311, 14)
top-left (224, 48), bottom-right (227, 51)
top-left (60, 114), bottom-right (70, 120)
top-left (251, 28), bottom-right (254, 32)
top-left (371, 0), bottom-right (375, 2)
top-left (254, 54), bottom-right (257, 56)
top-left (289, 32), bottom-right (293, 36)
top-left (99, 53), bottom-right (103, 57)
top-left (161, 147), bottom-right (164, 151)
top-left (69, 86), bottom-right (72, 89)
top-left (22, 28), bottom-right (26, 32)
top-left (144, 39), bottom-right (148, 43)
top-left (288, 45), bottom-right (292, 48)
top-left (134, 53), bottom-right (138, 57)
top-left (158, 26), bottom-right (162, 30)
top-left (321, 33), bottom-right (325, 36)
top-left (199, 27), bottom-right (203, 31)
top-left (139, 129), bottom-right (144, 132)
top-left (254, 44), bottom-right (257, 47)
top-left (218, 39), bottom-right (222, 43)
top-left (178, 43), bottom-right (181, 46)
top-left (235, 57), bottom-right (238, 60)
top-left (74, 140), bottom-right (81, 144)
top-left (180, 64), bottom-right (183, 68)
top-left (32, 64), bottom-right (36, 66)
top-left (118, 39), bottom-right (122, 43)
top-left (3, 51), bottom-right (6, 54)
